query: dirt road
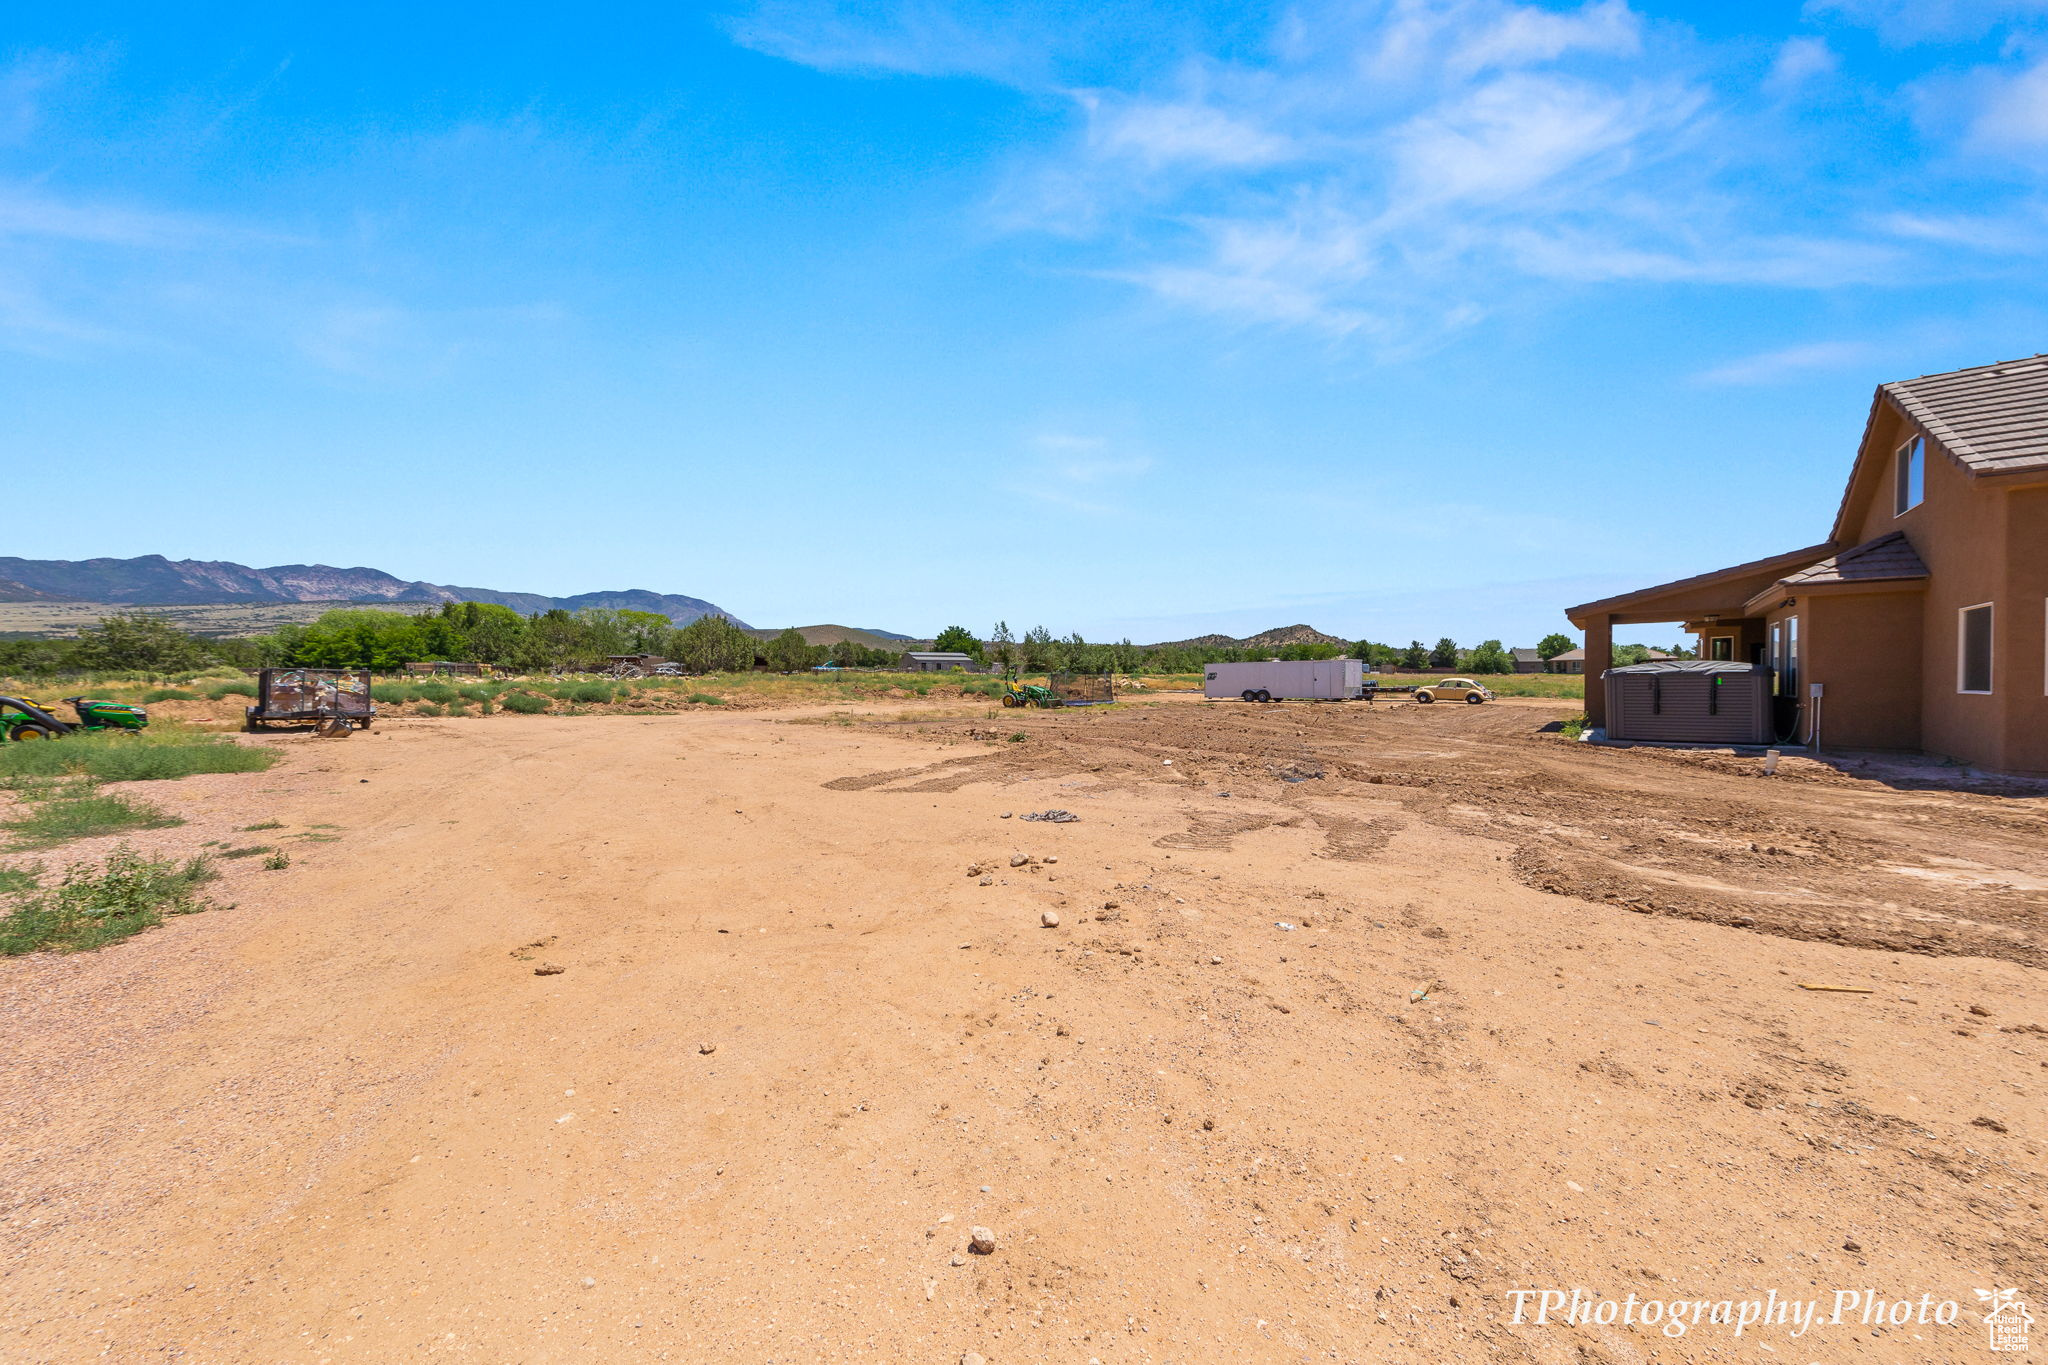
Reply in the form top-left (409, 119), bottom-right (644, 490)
top-left (3, 700), bottom-right (2043, 1362)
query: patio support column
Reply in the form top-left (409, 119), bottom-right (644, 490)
top-left (1583, 615), bottom-right (1613, 729)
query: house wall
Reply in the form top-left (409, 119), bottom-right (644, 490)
top-left (1690, 618), bottom-right (1769, 666)
top-left (1843, 402), bottom-right (2044, 772)
top-left (1802, 592), bottom-right (1923, 751)
top-left (2002, 485), bottom-right (2048, 774)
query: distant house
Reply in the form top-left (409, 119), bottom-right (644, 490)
top-left (1546, 647), bottom-right (1671, 674)
top-left (1509, 648), bottom-right (1546, 673)
top-left (900, 651), bottom-right (977, 672)
top-left (1567, 353), bottom-right (2048, 772)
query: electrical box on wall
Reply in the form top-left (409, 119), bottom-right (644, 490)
top-left (1809, 682), bottom-right (1825, 698)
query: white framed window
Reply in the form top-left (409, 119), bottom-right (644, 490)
top-left (1894, 436), bottom-right (1924, 516)
top-left (1959, 603), bottom-right (1993, 694)
top-left (1785, 615), bottom-right (1799, 693)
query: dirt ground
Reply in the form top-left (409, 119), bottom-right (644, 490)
top-left (2, 695), bottom-right (2043, 1363)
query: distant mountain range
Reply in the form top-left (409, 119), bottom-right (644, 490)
top-left (0, 555), bottom-right (750, 628)
top-left (1146, 623), bottom-right (1351, 651)
top-left (748, 624), bottom-right (917, 648)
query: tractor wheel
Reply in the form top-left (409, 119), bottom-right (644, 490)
top-left (7, 723), bottom-right (58, 741)
top-left (1415, 691), bottom-right (1434, 703)
top-left (1001, 693), bottom-right (1021, 708)
top-left (1465, 693), bottom-right (1484, 704)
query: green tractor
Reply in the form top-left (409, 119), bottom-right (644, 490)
top-left (999, 680), bottom-right (1063, 709)
top-left (0, 696), bottom-right (150, 742)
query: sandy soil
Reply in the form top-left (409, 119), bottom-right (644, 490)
top-left (2, 697), bottom-right (2043, 1363)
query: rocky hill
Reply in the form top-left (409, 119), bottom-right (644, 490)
top-left (0, 556), bottom-right (748, 627)
top-left (1146, 623), bottom-right (1351, 651)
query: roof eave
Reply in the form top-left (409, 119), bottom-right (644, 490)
top-left (1566, 541), bottom-right (1836, 627)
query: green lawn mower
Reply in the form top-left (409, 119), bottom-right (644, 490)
top-left (999, 680), bottom-right (1063, 708)
top-left (0, 696), bottom-right (149, 741)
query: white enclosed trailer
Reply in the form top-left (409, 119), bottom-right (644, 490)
top-left (1204, 659), bottom-right (1363, 701)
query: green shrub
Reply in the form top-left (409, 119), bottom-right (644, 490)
top-left (0, 865), bottom-right (40, 895)
top-left (687, 693), bottom-right (724, 705)
top-left (141, 688), bottom-right (199, 703)
top-left (0, 728), bottom-right (277, 784)
top-left (371, 682), bottom-right (414, 704)
top-left (558, 681), bottom-right (613, 704)
top-left (205, 681), bottom-right (258, 699)
top-left (4, 789), bottom-right (181, 848)
top-left (446, 699), bottom-right (469, 716)
top-left (1559, 714), bottom-right (1589, 740)
top-left (413, 682), bottom-right (457, 704)
top-left (0, 848), bottom-right (218, 955)
top-left (219, 844), bottom-right (274, 859)
top-left (240, 820), bottom-right (284, 831)
top-left (415, 702), bottom-right (444, 717)
top-left (263, 850), bottom-right (290, 871)
top-left (501, 691), bottom-right (551, 714)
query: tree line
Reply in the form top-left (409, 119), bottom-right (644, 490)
top-left (0, 606), bottom-right (1689, 678)
top-left (0, 605), bottom-right (902, 677)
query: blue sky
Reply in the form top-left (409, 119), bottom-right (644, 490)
top-left (5, 1), bottom-right (2047, 646)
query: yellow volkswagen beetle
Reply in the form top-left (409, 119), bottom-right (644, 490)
top-left (1414, 677), bottom-right (1493, 705)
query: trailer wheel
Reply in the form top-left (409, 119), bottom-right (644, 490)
top-left (1254, 689), bottom-right (1272, 703)
top-left (1241, 690), bottom-right (1258, 703)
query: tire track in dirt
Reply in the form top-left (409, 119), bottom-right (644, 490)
top-left (879, 698), bottom-right (2048, 967)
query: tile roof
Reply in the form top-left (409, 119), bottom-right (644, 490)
top-left (1510, 648), bottom-right (1542, 663)
top-left (1883, 354), bottom-right (2048, 476)
top-left (1780, 530), bottom-right (1928, 586)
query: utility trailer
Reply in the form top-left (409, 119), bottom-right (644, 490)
top-left (245, 667), bottom-right (375, 733)
top-left (1204, 659), bottom-right (1363, 702)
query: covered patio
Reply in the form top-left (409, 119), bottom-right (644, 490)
top-left (1564, 543), bottom-right (1833, 730)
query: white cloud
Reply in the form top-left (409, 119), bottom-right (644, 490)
top-left (1803, 0), bottom-right (2048, 44)
top-left (1694, 340), bottom-right (1877, 385)
top-left (1005, 431), bottom-right (1154, 513)
top-left (0, 53), bottom-right (71, 145)
top-left (0, 182), bottom-right (242, 249)
top-left (1081, 92), bottom-right (1296, 169)
top-left (1441, 0), bottom-right (1641, 76)
top-left (738, 0), bottom-right (2048, 344)
top-left (1969, 53), bottom-right (2048, 148)
top-left (1765, 37), bottom-right (1839, 93)
top-left (1388, 73), bottom-right (1674, 208)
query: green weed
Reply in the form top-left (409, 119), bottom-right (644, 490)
top-left (4, 788), bottom-right (182, 848)
top-left (0, 848), bottom-right (219, 955)
top-left (500, 691), bottom-right (550, 714)
top-left (0, 727), bottom-right (276, 783)
top-left (263, 851), bottom-right (290, 870)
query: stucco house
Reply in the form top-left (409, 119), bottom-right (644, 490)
top-left (1568, 354), bottom-right (2048, 773)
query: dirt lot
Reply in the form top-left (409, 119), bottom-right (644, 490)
top-left (2, 695), bottom-right (2043, 1363)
